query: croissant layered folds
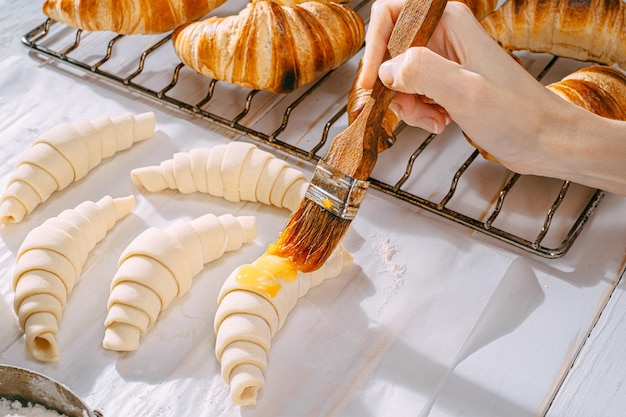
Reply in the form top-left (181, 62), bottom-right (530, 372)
top-left (481, 0), bottom-right (626, 68)
top-left (103, 213), bottom-right (257, 352)
top-left (452, 0), bottom-right (499, 22)
top-left (130, 142), bottom-right (308, 211)
top-left (0, 112), bottom-right (155, 225)
top-left (12, 195), bottom-right (135, 361)
top-left (172, 0), bottom-right (365, 93)
top-left (42, 0), bottom-right (226, 34)
top-left (214, 244), bottom-right (353, 406)
top-left (546, 66), bottom-right (626, 120)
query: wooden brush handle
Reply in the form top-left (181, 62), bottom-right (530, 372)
top-left (325, 0), bottom-right (447, 179)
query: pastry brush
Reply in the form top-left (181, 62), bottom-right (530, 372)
top-left (269, 0), bottom-right (448, 272)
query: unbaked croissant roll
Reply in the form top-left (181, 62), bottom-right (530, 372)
top-left (172, 0), bottom-right (365, 93)
top-left (42, 0), bottom-right (226, 35)
top-left (0, 112), bottom-right (155, 226)
top-left (12, 195), bottom-right (135, 362)
top-left (347, 0), bottom-right (498, 151)
top-left (214, 244), bottom-right (353, 406)
top-left (467, 65), bottom-right (626, 162)
top-left (480, 0), bottom-right (626, 68)
top-left (103, 213), bottom-right (257, 352)
top-left (130, 142), bottom-right (308, 211)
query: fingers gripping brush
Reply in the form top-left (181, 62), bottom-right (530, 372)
top-left (270, 0), bottom-right (448, 272)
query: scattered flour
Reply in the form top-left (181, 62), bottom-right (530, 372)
top-left (371, 233), bottom-right (407, 316)
top-left (0, 398), bottom-right (67, 417)
top-left (371, 233), bottom-right (407, 279)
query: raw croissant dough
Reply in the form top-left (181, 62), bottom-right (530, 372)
top-left (12, 195), bottom-right (135, 362)
top-left (0, 112), bottom-right (155, 225)
top-left (103, 213), bottom-right (257, 352)
top-left (131, 142), bottom-right (308, 211)
top-left (214, 244), bottom-right (353, 406)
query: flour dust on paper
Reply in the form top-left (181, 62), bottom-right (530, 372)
top-left (370, 233), bottom-right (407, 316)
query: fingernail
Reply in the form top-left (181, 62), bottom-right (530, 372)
top-left (436, 107), bottom-right (451, 126)
top-left (420, 118), bottom-right (440, 134)
top-left (379, 61), bottom-right (394, 85)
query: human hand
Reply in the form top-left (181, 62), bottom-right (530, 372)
top-left (358, 0), bottom-right (576, 175)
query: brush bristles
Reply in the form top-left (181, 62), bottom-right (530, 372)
top-left (270, 199), bottom-right (351, 272)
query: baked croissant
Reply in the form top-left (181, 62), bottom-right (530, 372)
top-left (42, 0), bottom-right (226, 35)
top-left (130, 142), bottom-right (308, 211)
top-left (347, 0), bottom-right (498, 151)
top-left (214, 244), bottom-right (353, 406)
top-left (480, 0), bottom-right (626, 69)
top-left (467, 65), bottom-right (626, 162)
top-left (0, 112), bottom-right (155, 225)
top-left (547, 65), bottom-right (626, 119)
top-left (455, 0), bottom-right (498, 21)
top-left (103, 213), bottom-right (257, 352)
top-left (172, 0), bottom-right (365, 93)
top-left (12, 195), bottom-right (135, 362)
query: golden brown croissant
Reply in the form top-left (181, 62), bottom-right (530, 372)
top-left (480, 0), bottom-right (626, 69)
top-left (42, 0), bottom-right (226, 34)
top-left (468, 65), bottom-right (626, 162)
top-left (172, 0), bottom-right (365, 93)
top-left (347, 0), bottom-right (498, 151)
top-left (546, 66), bottom-right (626, 120)
top-left (454, 0), bottom-right (498, 21)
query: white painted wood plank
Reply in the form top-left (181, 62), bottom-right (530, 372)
top-left (547, 269), bottom-right (626, 417)
top-left (420, 193), bottom-right (626, 417)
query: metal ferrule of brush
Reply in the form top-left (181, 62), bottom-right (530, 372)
top-left (305, 160), bottom-right (370, 220)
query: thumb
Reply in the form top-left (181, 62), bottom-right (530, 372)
top-left (378, 47), bottom-right (467, 108)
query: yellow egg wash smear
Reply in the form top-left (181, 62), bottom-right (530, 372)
top-left (235, 245), bottom-right (298, 298)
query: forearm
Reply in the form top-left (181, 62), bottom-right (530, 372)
top-left (360, 0), bottom-right (626, 195)
top-left (538, 102), bottom-right (626, 195)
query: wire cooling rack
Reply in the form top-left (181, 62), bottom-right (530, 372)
top-left (20, 5), bottom-right (605, 258)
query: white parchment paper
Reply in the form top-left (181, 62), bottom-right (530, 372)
top-left (1, 3), bottom-right (625, 417)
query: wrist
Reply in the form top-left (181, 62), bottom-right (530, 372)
top-left (537, 99), bottom-right (626, 194)
top-left (534, 96), bottom-right (587, 181)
